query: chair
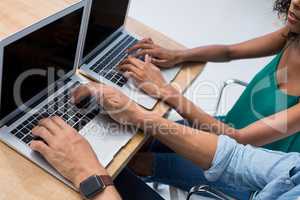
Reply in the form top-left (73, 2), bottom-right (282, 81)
top-left (154, 79), bottom-right (250, 200)
top-left (186, 79), bottom-right (250, 200)
top-left (214, 79), bottom-right (248, 116)
top-left (187, 185), bottom-right (235, 200)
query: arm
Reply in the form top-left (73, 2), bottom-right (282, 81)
top-left (140, 116), bottom-right (299, 192)
top-left (179, 27), bottom-right (289, 62)
top-left (71, 83), bottom-right (300, 194)
top-left (128, 27), bottom-right (288, 67)
top-left (30, 117), bottom-right (122, 200)
top-left (72, 83), bottom-right (218, 170)
top-left (140, 114), bottom-right (218, 169)
top-left (161, 85), bottom-right (237, 136)
top-left (164, 85), bottom-right (300, 146)
top-left (119, 55), bottom-right (300, 147)
top-left (238, 102), bottom-right (300, 146)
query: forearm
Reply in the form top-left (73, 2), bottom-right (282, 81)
top-left (177, 28), bottom-right (288, 64)
top-left (138, 114), bottom-right (218, 170)
top-left (161, 86), bottom-right (237, 136)
top-left (178, 45), bottom-right (232, 63)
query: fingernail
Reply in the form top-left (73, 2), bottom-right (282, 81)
top-left (70, 97), bottom-right (75, 104)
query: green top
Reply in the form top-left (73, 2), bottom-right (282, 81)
top-left (224, 52), bottom-right (300, 153)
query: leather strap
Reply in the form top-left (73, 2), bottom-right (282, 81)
top-left (99, 175), bottom-right (114, 187)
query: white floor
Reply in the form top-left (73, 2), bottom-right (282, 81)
top-left (128, 0), bottom-right (283, 199)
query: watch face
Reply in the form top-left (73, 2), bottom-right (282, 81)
top-left (80, 176), bottom-right (105, 199)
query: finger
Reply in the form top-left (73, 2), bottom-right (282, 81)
top-left (30, 140), bottom-right (52, 156)
top-left (32, 126), bottom-right (54, 144)
top-left (135, 49), bottom-right (161, 58)
top-left (121, 59), bottom-right (144, 70)
top-left (124, 71), bottom-right (141, 81)
top-left (39, 118), bottom-right (62, 135)
top-left (127, 43), bottom-right (154, 52)
top-left (140, 37), bottom-right (154, 44)
top-left (51, 116), bottom-right (69, 129)
top-left (119, 64), bottom-right (142, 76)
top-left (126, 56), bottom-right (145, 67)
top-left (145, 54), bottom-right (152, 64)
top-left (152, 58), bottom-right (168, 66)
top-left (71, 82), bottom-right (100, 104)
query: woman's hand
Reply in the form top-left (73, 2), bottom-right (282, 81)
top-left (119, 55), bottom-right (172, 99)
top-left (72, 82), bottom-right (150, 126)
top-left (127, 38), bottom-right (184, 68)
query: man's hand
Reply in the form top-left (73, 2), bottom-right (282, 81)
top-left (127, 38), bottom-right (184, 68)
top-left (119, 55), bottom-right (172, 99)
top-left (30, 116), bottom-right (107, 189)
top-left (72, 82), bottom-right (150, 126)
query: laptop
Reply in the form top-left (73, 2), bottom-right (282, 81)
top-left (0, 2), bottom-right (136, 189)
top-left (79, 0), bottom-right (181, 109)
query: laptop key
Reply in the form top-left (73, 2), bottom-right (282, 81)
top-left (76, 96), bottom-right (92, 109)
top-left (62, 114), bottom-right (71, 121)
top-left (68, 119), bottom-right (77, 126)
top-left (22, 135), bottom-right (34, 144)
top-left (15, 132), bottom-right (25, 139)
top-left (28, 116), bottom-right (35, 122)
top-left (26, 123), bottom-right (35, 131)
top-left (41, 112), bottom-right (50, 118)
top-left (11, 129), bottom-right (18, 135)
top-left (32, 119), bottom-right (39, 125)
top-left (36, 115), bottom-right (45, 121)
top-left (68, 109), bottom-right (76, 116)
top-left (55, 111), bottom-right (64, 117)
top-left (16, 125), bottom-right (23, 130)
top-left (20, 128), bottom-right (30, 135)
top-left (73, 123), bottom-right (80, 131)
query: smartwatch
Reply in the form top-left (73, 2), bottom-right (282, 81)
top-left (79, 175), bottom-right (114, 200)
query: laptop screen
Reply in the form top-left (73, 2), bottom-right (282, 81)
top-left (82, 0), bottom-right (129, 60)
top-left (0, 8), bottom-right (83, 120)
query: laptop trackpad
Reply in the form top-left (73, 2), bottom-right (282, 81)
top-left (79, 115), bottom-right (136, 167)
top-left (162, 65), bottom-right (181, 83)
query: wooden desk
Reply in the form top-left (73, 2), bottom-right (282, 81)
top-left (0, 1), bottom-right (205, 199)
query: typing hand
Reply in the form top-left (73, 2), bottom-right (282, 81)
top-left (30, 116), bottom-right (107, 189)
top-left (71, 82), bottom-right (150, 126)
top-left (127, 38), bottom-right (184, 68)
top-left (118, 55), bottom-right (169, 100)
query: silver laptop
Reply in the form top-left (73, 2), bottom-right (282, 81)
top-left (79, 0), bottom-right (181, 109)
top-left (0, 2), bottom-right (136, 189)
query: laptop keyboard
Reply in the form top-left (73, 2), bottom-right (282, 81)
top-left (90, 35), bottom-right (138, 87)
top-left (10, 81), bottom-right (100, 145)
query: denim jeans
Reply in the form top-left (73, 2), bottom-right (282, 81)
top-left (144, 120), bottom-right (251, 200)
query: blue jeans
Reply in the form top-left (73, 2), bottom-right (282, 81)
top-left (145, 120), bottom-right (251, 200)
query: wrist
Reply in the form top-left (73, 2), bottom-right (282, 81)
top-left (134, 111), bottom-right (162, 133)
top-left (74, 167), bottom-right (109, 189)
top-left (160, 85), bottom-right (181, 105)
top-left (176, 49), bottom-right (189, 63)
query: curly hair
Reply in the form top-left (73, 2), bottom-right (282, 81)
top-left (273, 0), bottom-right (300, 43)
top-left (274, 0), bottom-right (291, 18)
top-left (274, 0), bottom-right (300, 44)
